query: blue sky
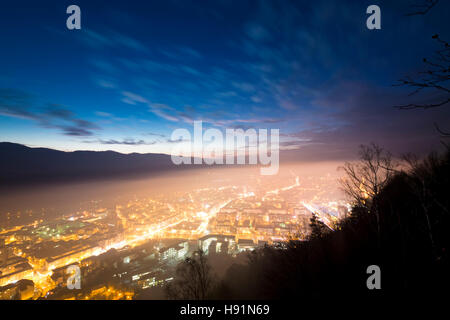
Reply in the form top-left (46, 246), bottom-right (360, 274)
top-left (0, 0), bottom-right (449, 160)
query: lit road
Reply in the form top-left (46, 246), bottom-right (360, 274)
top-left (302, 202), bottom-right (335, 231)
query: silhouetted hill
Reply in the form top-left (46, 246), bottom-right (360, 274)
top-left (0, 142), bottom-right (178, 187)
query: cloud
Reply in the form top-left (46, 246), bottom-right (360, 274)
top-left (281, 81), bottom-right (450, 160)
top-left (81, 30), bottom-right (113, 47)
top-left (96, 79), bottom-right (116, 89)
top-left (80, 29), bottom-right (147, 52)
top-left (250, 95), bottom-right (262, 103)
top-left (166, 137), bottom-right (190, 144)
top-left (0, 88), bottom-right (37, 120)
top-left (149, 104), bottom-right (179, 122)
top-left (160, 46), bottom-right (202, 60)
top-left (278, 99), bottom-right (298, 111)
top-left (0, 88), bottom-right (100, 137)
top-left (178, 46), bottom-right (202, 59)
top-left (279, 141), bottom-right (304, 151)
top-left (95, 111), bottom-right (113, 117)
top-left (213, 117), bottom-right (284, 127)
top-left (85, 138), bottom-right (156, 145)
top-left (180, 66), bottom-right (202, 77)
top-left (112, 32), bottom-right (147, 51)
top-left (121, 91), bottom-right (149, 104)
top-left (118, 90), bottom-right (181, 122)
top-left (40, 106), bottom-right (100, 136)
top-left (245, 23), bottom-right (271, 42)
top-left (232, 81), bottom-right (255, 92)
top-left (59, 126), bottom-right (97, 136)
top-left (90, 59), bottom-right (118, 74)
top-left (144, 132), bottom-right (167, 138)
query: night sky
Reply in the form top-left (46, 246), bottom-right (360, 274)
top-left (0, 0), bottom-right (449, 160)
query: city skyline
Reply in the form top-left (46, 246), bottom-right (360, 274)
top-left (0, 163), bottom-right (347, 299)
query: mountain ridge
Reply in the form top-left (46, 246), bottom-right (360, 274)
top-left (0, 142), bottom-right (178, 187)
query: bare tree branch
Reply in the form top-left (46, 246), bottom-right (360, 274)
top-left (339, 143), bottom-right (397, 205)
top-left (394, 98), bottom-right (450, 110)
top-left (339, 143), bottom-right (398, 246)
top-left (394, 35), bottom-right (450, 110)
top-left (405, 0), bottom-right (440, 16)
top-left (434, 122), bottom-right (450, 137)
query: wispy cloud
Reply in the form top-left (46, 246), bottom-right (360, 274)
top-left (121, 91), bottom-right (149, 104)
top-left (144, 132), bottom-right (167, 138)
top-left (0, 88), bottom-right (100, 137)
top-left (166, 137), bottom-right (190, 144)
top-left (84, 138), bottom-right (156, 145)
top-left (96, 79), bottom-right (116, 89)
top-left (149, 104), bottom-right (179, 122)
top-left (80, 29), bottom-right (147, 52)
top-left (245, 23), bottom-right (272, 42)
top-left (160, 46), bottom-right (202, 60)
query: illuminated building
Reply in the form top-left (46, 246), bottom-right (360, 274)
top-left (0, 279), bottom-right (34, 300)
top-left (159, 241), bottom-right (189, 261)
top-left (198, 234), bottom-right (235, 254)
top-left (0, 256), bottom-right (33, 287)
top-left (237, 239), bottom-right (256, 252)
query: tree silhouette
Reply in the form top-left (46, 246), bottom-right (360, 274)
top-left (165, 249), bottom-right (215, 300)
top-left (308, 214), bottom-right (329, 240)
top-left (339, 143), bottom-right (397, 246)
